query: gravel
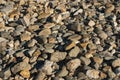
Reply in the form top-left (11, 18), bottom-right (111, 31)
top-left (0, 0), bottom-right (120, 79)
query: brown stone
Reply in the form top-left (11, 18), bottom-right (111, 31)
top-left (20, 69), bottom-right (30, 79)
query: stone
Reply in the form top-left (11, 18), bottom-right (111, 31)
top-left (50, 51), bottom-right (67, 62)
top-left (68, 34), bottom-right (81, 42)
top-left (44, 43), bottom-right (55, 49)
top-left (86, 69), bottom-right (99, 79)
top-left (69, 46), bottom-right (80, 57)
top-left (115, 67), bottom-right (120, 75)
top-left (4, 68), bottom-right (11, 79)
top-left (20, 69), bottom-right (30, 79)
top-left (44, 23), bottom-right (55, 29)
top-left (100, 72), bottom-right (107, 79)
top-left (105, 4), bottom-right (115, 14)
top-left (42, 60), bottom-right (53, 75)
top-left (38, 12), bottom-right (51, 19)
top-left (35, 71), bottom-right (46, 80)
top-left (112, 58), bottom-right (120, 67)
top-left (80, 42), bottom-right (88, 49)
top-left (68, 22), bottom-right (81, 32)
top-left (48, 37), bottom-right (56, 43)
top-left (88, 20), bottom-right (95, 27)
top-left (93, 57), bottom-right (103, 64)
top-left (23, 14), bottom-right (30, 26)
top-left (28, 39), bottom-right (37, 47)
top-left (11, 61), bottom-right (31, 74)
top-left (39, 28), bottom-right (51, 37)
top-left (66, 59), bottom-right (81, 72)
top-left (65, 42), bottom-right (76, 50)
top-left (74, 9), bottom-right (83, 15)
top-left (80, 57), bottom-right (91, 65)
top-left (28, 25), bottom-right (39, 32)
top-left (20, 33), bottom-right (31, 41)
top-left (98, 31), bottom-right (108, 39)
top-left (57, 66), bottom-right (68, 77)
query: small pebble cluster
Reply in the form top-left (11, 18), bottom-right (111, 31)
top-left (0, 0), bottom-right (120, 80)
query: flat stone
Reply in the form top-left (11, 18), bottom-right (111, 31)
top-left (69, 46), bottom-right (80, 57)
top-left (86, 69), bottom-right (99, 79)
top-left (68, 34), bottom-right (81, 42)
top-left (44, 23), bottom-right (55, 29)
top-left (39, 28), bottom-right (51, 37)
top-left (66, 59), bottom-right (81, 72)
top-left (50, 51), bottom-right (67, 62)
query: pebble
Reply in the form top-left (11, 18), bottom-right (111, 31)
top-left (20, 69), bottom-right (30, 79)
top-left (4, 68), bottom-right (11, 79)
top-left (66, 59), bottom-right (81, 72)
top-left (44, 23), bottom-right (55, 29)
top-left (68, 34), bottom-right (81, 42)
top-left (39, 28), bottom-right (51, 37)
top-left (42, 60), bottom-right (53, 75)
top-left (93, 57), bottom-right (103, 64)
top-left (28, 39), bottom-right (37, 47)
top-left (20, 33), bottom-right (31, 41)
top-left (57, 66), bottom-right (68, 77)
top-left (105, 4), bottom-right (115, 14)
top-left (80, 57), bottom-right (91, 65)
top-left (88, 20), bottom-right (95, 27)
top-left (65, 42), bottom-right (76, 50)
top-left (23, 14), bottom-right (30, 26)
top-left (35, 71), bottom-right (46, 80)
top-left (68, 22), bottom-right (81, 32)
top-left (50, 51), bottom-right (67, 62)
top-left (100, 72), bottom-right (107, 79)
top-left (86, 69), bottom-right (99, 79)
top-left (28, 25), bottom-right (39, 32)
top-left (115, 67), bottom-right (120, 75)
top-left (112, 58), bottom-right (120, 67)
top-left (11, 61), bottom-right (31, 74)
top-left (69, 46), bottom-right (80, 57)
top-left (98, 31), bottom-right (108, 39)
